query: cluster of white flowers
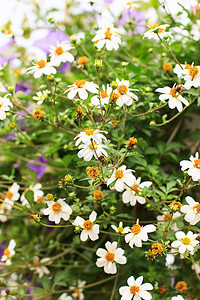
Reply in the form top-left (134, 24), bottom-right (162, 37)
top-left (0, 94), bottom-right (13, 120)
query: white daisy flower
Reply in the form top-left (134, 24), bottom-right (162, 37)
top-left (125, 1), bottom-right (139, 9)
top-left (181, 196), bottom-right (200, 225)
top-left (0, 94), bottom-right (13, 120)
top-left (92, 25), bottom-right (121, 51)
top-left (119, 275), bottom-right (153, 300)
top-left (180, 152), bottom-right (200, 181)
top-left (21, 183), bottom-right (44, 207)
top-left (1, 239), bottom-right (16, 265)
top-left (157, 208), bottom-right (181, 231)
top-left (144, 23), bottom-right (171, 39)
top-left (4, 182), bottom-right (20, 210)
top-left (70, 280), bottom-right (86, 300)
top-left (191, 20), bottom-right (200, 41)
top-left (26, 59), bottom-right (57, 79)
top-left (192, 260), bottom-right (200, 274)
top-left (96, 241), bottom-right (126, 274)
top-left (33, 90), bottom-right (50, 105)
top-left (171, 296), bottom-right (185, 300)
top-left (73, 211), bottom-right (100, 241)
top-left (173, 63), bottom-right (191, 78)
top-left (171, 231), bottom-right (199, 255)
top-left (122, 177), bottom-right (152, 206)
top-left (30, 257), bottom-right (50, 278)
top-left (107, 165), bottom-right (135, 192)
top-left (58, 293), bottom-right (73, 300)
top-left (49, 41), bottom-right (74, 67)
top-left (155, 85), bottom-right (189, 112)
top-left (77, 141), bottom-right (108, 161)
top-left (112, 78), bottom-right (138, 107)
top-left (165, 254), bottom-right (176, 269)
top-left (43, 198), bottom-right (72, 224)
top-left (125, 220), bottom-right (156, 248)
top-left (182, 63), bottom-right (200, 90)
top-left (64, 79), bottom-right (98, 100)
top-left (91, 84), bottom-right (112, 106)
top-left (111, 222), bottom-right (129, 234)
top-left (74, 128), bottom-right (107, 146)
top-left (0, 203), bottom-right (7, 222)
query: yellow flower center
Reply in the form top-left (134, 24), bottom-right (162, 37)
top-left (170, 88), bottom-right (179, 97)
top-left (75, 79), bottom-right (86, 88)
top-left (55, 46), bottom-right (63, 55)
top-left (83, 220), bottom-right (93, 230)
top-left (105, 251), bottom-right (115, 262)
top-left (115, 170), bottom-right (124, 179)
top-left (130, 285), bottom-right (140, 295)
top-left (193, 204), bottom-right (200, 214)
top-left (52, 202), bottom-right (62, 213)
top-left (0, 103), bottom-right (2, 108)
top-left (194, 158), bottom-right (200, 168)
top-left (84, 128), bottom-right (95, 136)
top-left (88, 141), bottom-right (97, 150)
top-left (104, 27), bottom-right (112, 39)
top-left (4, 248), bottom-right (10, 257)
top-left (117, 84), bottom-right (128, 95)
top-left (188, 66), bottom-right (199, 78)
top-left (181, 237), bottom-right (191, 245)
top-left (100, 89), bottom-right (108, 98)
top-left (6, 190), bottom-right (13, 199)
top-left (164, 213), bottom-right (172, 221)
top-left (131, 184), bottom-right (139, 192)
top-left (131, 224), bottom-right (141, 234)
top-left (36, 59), bottom-right (46, 68)
top-left (149, 23), bottom-right (158, 29)
top-left (117, 226), bottom-right (124, 233)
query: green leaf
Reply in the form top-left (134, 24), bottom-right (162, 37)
top-left (25, 190), bottom-right (34, 206)
top-left (3, 61), bottom-right (15, 86)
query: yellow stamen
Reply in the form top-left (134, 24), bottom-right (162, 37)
top-left (75, 79), bottom-right (86, 88)
top-left (55, 46), bottom-right (63, 55)
top-left (105, 251), bottom-right (115, 262)
top-left (52, 202), bottom-right (62, 213)
top-left (189, 66), bottom-right (199, 78)
top-left (130, 285), bottom-right (140, 295)
top-left (194, 159), bottom-right (200, 168)
top-left (181, 237), bottom-right (191, 245)
top-left (117, 84), bottom-right (128, 95)
top-left (100, 90), bottom-right (108, 98)
top-left (115, 170), bottom-right (124, 179)
top-left (131, 184), bottom-right (139, 192)
top-left (4, 248), bottom-right (10, 257)
top-left (6, 190), bottom-right (13, 199)
top-left (131, 224), bottom-right (141, 234)
top-left (193, 204), bottom-right (200, 214)
top-left (84, 128), bottom-right (95, 136)
top-left (36, 59), bottom-right (46, 68)
top-left (104, 27), bottom-right (112, 39)
top-left (83, 220), bottom-right (93, 230)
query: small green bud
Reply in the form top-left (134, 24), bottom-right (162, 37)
top-left (47, 74), bottom-right (54, 81)
top-left (47, 16), bottom-right (55, 23)
top-left (7, 86), bottom-right (14, 93)
top-left (69, 192), bottom-right (76, 198)
top-left (55, 78), bottom-right (61, 84)
top-left (65, 174), bottom-right (73, 183)
top-left (150, 121), bottom-right (156, 127)
top-left (111, 81), bottom-right (118, 89)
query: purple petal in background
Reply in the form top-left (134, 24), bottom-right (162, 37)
top-left (4, 133), bottom-right (16, 142)
top-left (0, 39), bottom-right (15, 54)
top-left (27, 156), bottom-right (47, 180)
top-left (58, 62), bottom-right (70, 73)
top-left (15, 82), bottom-right (31, 95)
top-left (118, 9), bottom-right (146, 34)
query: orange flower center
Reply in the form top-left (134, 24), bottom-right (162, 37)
top-left (131, 184), bottom-right (139, 192)
top-left (36, 196), bottom-right (45, 203)
top-left (170, 88), bottom-right (179, 97)
top-left (88, 141), bottom-right (97, 150)
top-left (33, 259), bottom-right (39, 265)
top-left (111, 92), bottom-right (120, 101)
top-left (52, 202), bottom-right (62, 213)
top-left (164, 213), bottom-right (172, 221)
top-left (181, 237), bottom-right (191, 245)
top-left (36, 59), bottom-right (46, 68)
top-left (6, 190), bottom-right (13, 199)
top-left (100, 89), bottom-right (108, 98)
top-left (78, 56), bottom-right (88, 65)
top-left (74, 289), bottom-right (80, 296)
top-left (149, 23), bottom-right (158, 29)
top-left (194, 159), bottom-right (200, 168)
top-left (189, 66), bottom-right (199, 78)
top-left (130, 285), bottom-right (140, 295)
top-left (75, 79), bottom-right (86, 88)
top-left (158, 28), bottom-right (165, 33)
top-left (55, 46), bottom-right (63, 55)
top-left (4, 248), bottom-right (10, 257)
top-left (184, 64), bottom-right (191, 69)
top-left (131, 224), bottom-right (141, 234)
top-left (104, 27), bottom-right (112, 39)
top-left (84, 128), bottom-right (95, 136)
top-left (105, 251), bottom-right (115, 262)
top-left (117, 84), bottom-right (128, 94)
top-left (83, 220), bottom-right (93, 230)
top-left (193, 204), bottom-right (200, 214)
top-left (115, 170), bottom-right (124, 179)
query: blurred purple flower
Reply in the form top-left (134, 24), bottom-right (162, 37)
top-left (27, 156), bottom-right (47, 180)
top-left (4, 133), bottom-right (16, 142)
top-left (118, 9), bottom-right (146, 34)
top-left (0, 39), bottom-right (15, 54)
top-left (15, 81), bottom-right (31, 95)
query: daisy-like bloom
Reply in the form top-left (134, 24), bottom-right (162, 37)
top-left (119, 275), bottom-right (153, 300)
top-left (96, 241), bottom-right (127, 274)
top-left (125, 220), bottom-right (156, 248)
top-left (155, 84), bottom-right (189, 112)
top-left (77, 141), bottom-right (108, 161)
top-left (182, 63), bottom-right (200, 90)
top-left (26, 59), bottom-right (57, 79)
top-left (171, 231), bottom-right (199, 255)
top-left (143, 23), bottom-right (171, 39)
top-left (64, 80), bottom-right (98, 100)
top-left (157, 209), bottom-right (181, 231)
top-left (191, 20), bottom-right (200, 41)
top-left (180, 152), bottom-right (200, 181)
top-left (107, 165), bottom-right (135, 192)
top-left (173, 63), bottom-right (191, 78)
top-left (111, 222), bottom-right (129, 234)
top-left (43, 198), bottom-right (72, 224)
top-left (58, 293), bottom-right (72, 300)
top-left (112, 78), bottom-right (138, 107)
top-left (1, 239), bottom-right (16, 265)
top-left (0, 94), bottom-right (13, 120)
top-left (74, 128), bottom-right (107, 146)
top-left (91, 84), bottom-right (112, 106)
top-left (49, 41), bottom-right (74, 67)
top-left (4, 182), bottom-right (20, 210)
top-left (73, 211), bottom-right (100, 241)
top-left (30, 257), bottom-right (50, 278)
top-left (122, 177), bottom-right (152, 206)
top-left (181, 196), bottom-right (200, 225)
top-left (171, 296), bottom-right (185, 300)
top-left (0, 203), bottom-right (7, 222)
top-left (70, 280), bottom-right (86, 300)
top-left (92, 25), bottom-right (121, 51)
top-left (20, 183), bottom-right (44, 207)
top-left (33, 90), bottom-right (49, 105)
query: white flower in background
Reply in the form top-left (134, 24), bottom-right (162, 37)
top-left (64, 79), bottom-right (98, 100)
top-left (113, 78), bottom-right (138, 107)
top-left (107, 165), bottom-right (135, 192)
top-left (43, 198), bottom-right (72, 224)
top-left (33, 90), bottom-right (50, 105)
top-left (173, 63), bottom-right (191, 78)
top-left (74, 128), bottom-right (107, 146)
top-left (96, 241), bottom-right (126, 274)
top-left (21, 183), bottom-right (44, 207)
top-left (192, 260), bottom-right (200, 274)
top-left (92, 25), bottom-right (121, 51)
top-left (144, 23), bottom-right (171, 39)
top-left (125, 220), bottom-right (156, 248)
top-left (180, 152), bottom-right (200, 181)
top-left (30, 257), bottom-right (50, 278)
top-left (157, 209), bottom-right (181, 231)
top-left (181, 196), bottom-right (200, 225)
top-left (165, 254), bottom-right (176, 269)
top-left (70, 280), bottom-right (86, 300)
top-left (4, 182), bottom-right (20, 210)
top-left (111, 222), bottom-right (129, 234)
top-left (171, 231), bottom-right (199, 255)
top-left (58, 293), bottom-right (73, 300)
top-left (91, 84), bottom-right (112, 106)
top-left (0, 95), bottom-right (13, 120)
top-left (171, 296), bottom-right (185, 300)
top-left (1, 239), bottom-right (16, 265)
top-left (119, 275), bottom-right (153, 300)
top-left (191, 20), bottom-right (200, 41)
top-left (49, 41), bottom-right (74, 66)
top-left (77, 141), bottom-right (108, 161)
top-left (155, 85), bottom-right (189, 112)
top-left (73, 211), bottom-right (100, 241)
top-left (0, 203), bottom-right (7, 222)
top-left (182, 63), bottom-right (200, 90)
top-left (125, 1), bottom-right (139, 9)
top-left (122, 177), bottom-right (151, 206)
top-left (26, 59), bottom-right (57, 78)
